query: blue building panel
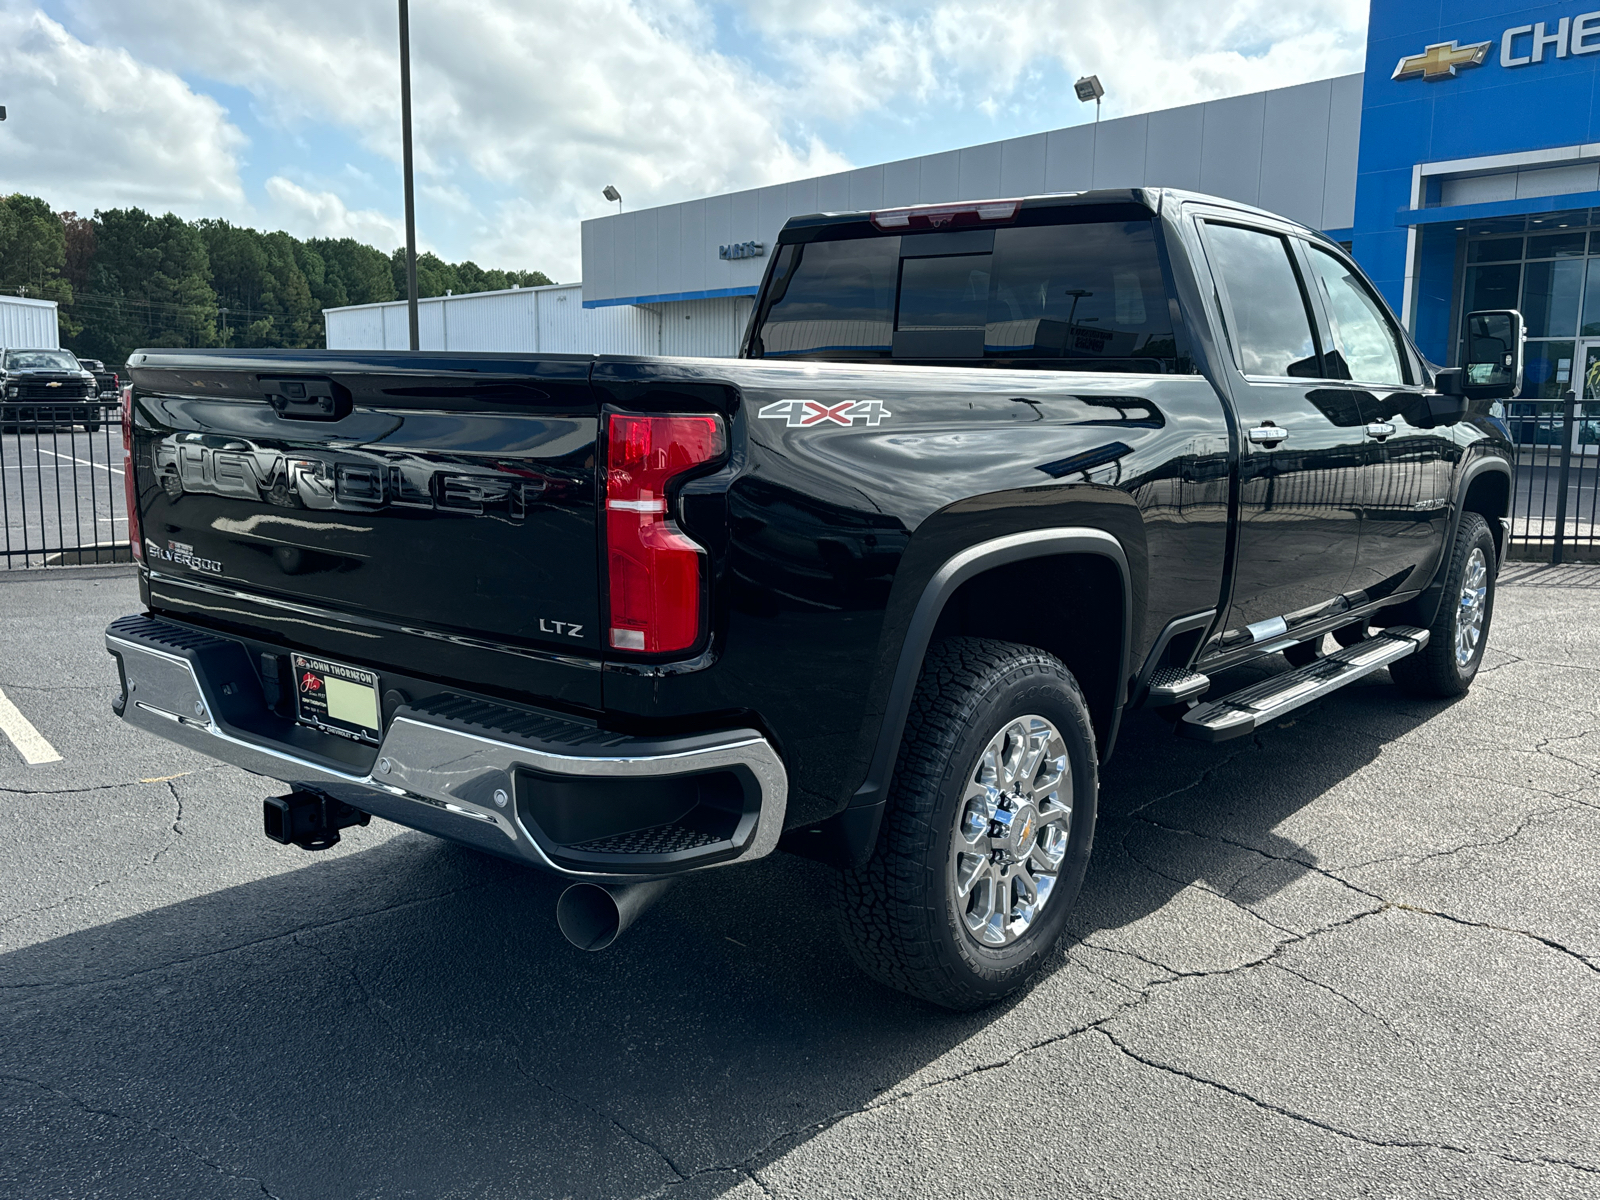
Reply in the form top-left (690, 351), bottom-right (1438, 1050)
top-left (1353, 0), bottom-right (1600, 360)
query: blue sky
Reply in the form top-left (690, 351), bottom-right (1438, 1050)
top-left (1, 0), bottom-right (1370, 281)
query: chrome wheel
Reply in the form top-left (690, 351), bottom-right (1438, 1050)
top-left (949, 715), bottom-right (1073, 948)
top-left (1454, 546), bottom-right (1489, 667)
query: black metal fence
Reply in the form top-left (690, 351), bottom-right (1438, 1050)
top-left (1, 401), bottom-right (131, 569)
top-left (1504, 395), bottom-right (1600, 562)
top-left (0, 393), bottom-right (1594, 569)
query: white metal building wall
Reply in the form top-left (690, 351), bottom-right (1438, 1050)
top-left (323, 284), bottom-right (752, 357)
top-left (581, 73), bottom-right (1364, 308)
top-left (0, 296), bottom-right (61, 350)
top-left (655, 296), bottom-right (755, 356)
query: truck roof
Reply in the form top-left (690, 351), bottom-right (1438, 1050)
top-left (778, 186), bottom-right (1338, 247)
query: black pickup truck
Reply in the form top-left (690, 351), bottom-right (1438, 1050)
top-left (78, 358), bottom-right (121, 402)
top-left (105, 188), bottom-right (1521, 1009)
top-left (0, 347), bottom-right (103, 431)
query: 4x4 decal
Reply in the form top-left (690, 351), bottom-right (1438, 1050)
top-left (758, 398), bottom-right (892, 428)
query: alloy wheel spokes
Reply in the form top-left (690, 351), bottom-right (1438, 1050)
top-left (954, 851), bottom-right (989, 898)
top-left (1454, 547), bottom-right (1489, 667)
top-left (949, 713), bottom-right (1073, 948)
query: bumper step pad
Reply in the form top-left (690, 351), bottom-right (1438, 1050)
top-left (1146, 665), bottom-right (1211, 704)
top-left (1179, 625), bottom-right (1430, 743)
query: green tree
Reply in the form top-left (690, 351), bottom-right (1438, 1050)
top-left (78, 208), bottom-right (217, 364)
top-left (30, 195), bottom-right (552, 362)
top-left (390, 248), bottom-right (553, 298)
top-left (59, 211), bottom-right (96, 294)
top-left (0, 194), bottom-right (77, 327)
top-left (309, 238), bottom-right (396, 309)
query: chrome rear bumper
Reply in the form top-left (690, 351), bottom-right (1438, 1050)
top-left (106, 614), bottom-right (788, 881)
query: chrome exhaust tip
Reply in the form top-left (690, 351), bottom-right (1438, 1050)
top-left (555, 879), bottom-right (675, 951)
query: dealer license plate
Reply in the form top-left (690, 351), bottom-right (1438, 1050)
top-left (293, 653), bottom-right (382, 744)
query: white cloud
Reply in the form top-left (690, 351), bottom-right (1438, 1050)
top-left (0, 8), bottom-right (247, 215)
top-left (16, 0), bottom-right (1369, 280)
top-left (263, 177), bottom-right (405, 249)
top-left (53, 0), bottom-right (854, 278)
top-left (734, 0), bottom-right (1369, 124)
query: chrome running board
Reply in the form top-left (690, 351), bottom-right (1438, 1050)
top-left (1178, 626), bottom-right (1430, 743)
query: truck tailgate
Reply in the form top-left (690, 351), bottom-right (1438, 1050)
top-left (127, 351), bottom-right (602, 707)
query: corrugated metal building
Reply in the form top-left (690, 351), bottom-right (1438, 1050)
top-left (326, 73), bottom-right (1361, 358)
top-left (323, 282), bottom-right (752, 358)
top-left (0, 295), bottom-right (61, 350)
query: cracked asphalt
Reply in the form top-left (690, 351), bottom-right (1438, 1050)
top-left (2, 562), bottom-right (1598, 1199)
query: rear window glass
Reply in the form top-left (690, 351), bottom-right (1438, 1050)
top-left (749, 219), bottom-right (1182, 372)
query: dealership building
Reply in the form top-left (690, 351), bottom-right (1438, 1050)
top-left (325, 0), bottom-right (1600, 397)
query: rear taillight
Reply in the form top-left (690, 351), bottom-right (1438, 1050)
top-left (870, 198), bottom-right (1021, 231)
top-left (121, 383), bottom-right (142, 562)
top-left (605, 413), bottom-right (723, 654)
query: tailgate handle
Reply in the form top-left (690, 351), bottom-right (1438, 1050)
top-left (261, 377), bottom-right (351, 422)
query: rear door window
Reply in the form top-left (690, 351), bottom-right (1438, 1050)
top-left (750, 216), bottom-right (1182, 371)
top-left (750, 238), bottom-right (899, 359)
top-left (1201, 222), bottom-right (1321, 379)
top-left (984, 222), bottom-right (1175, 367)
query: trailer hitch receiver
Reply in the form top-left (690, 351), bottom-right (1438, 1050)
top-left (263, 789), bottom-right (370, 851)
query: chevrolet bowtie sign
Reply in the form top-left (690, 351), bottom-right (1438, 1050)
top-left (1394, 12), bottom-right (1600, 82)
top-left (1392, 39), bottom-right (1492, 80)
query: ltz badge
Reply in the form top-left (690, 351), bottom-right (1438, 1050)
top-left (757, 398), bottom-right (892, 427)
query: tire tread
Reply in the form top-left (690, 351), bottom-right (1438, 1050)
top-left (1390, 512), bottom-right (1495, 698)
top-left (837, 637), bottom-right (1096, 1010)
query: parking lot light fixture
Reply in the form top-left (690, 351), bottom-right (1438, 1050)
top-left (603, 185), bottom-right (622, 214)
top-left (1074, 75), bottom-right (1104, 122)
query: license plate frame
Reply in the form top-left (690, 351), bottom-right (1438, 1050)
top-left (292, 653), bottom-right (383, 744)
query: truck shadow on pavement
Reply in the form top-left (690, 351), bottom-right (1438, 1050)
top-left (0, 670), bottom-right (1453, 1200)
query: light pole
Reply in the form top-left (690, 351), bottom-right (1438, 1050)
top-left (603, 185), bottom-right (622, 215)
top-left (398, 0), bottom-right (420, 351)
top-left (1074, 75), bottom-right (1104, 124)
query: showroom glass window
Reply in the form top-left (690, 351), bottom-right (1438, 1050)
top-left (1460, 215), bottom-right (1600, 400)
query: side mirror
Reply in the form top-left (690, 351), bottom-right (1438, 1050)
top-left (1459, 309), bottom-right (1525, 401)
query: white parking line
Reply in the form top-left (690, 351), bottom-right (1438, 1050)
top-left (0, 685), bottom-right (62, 765)
top-left (27, 449), bottom-right (123, 475)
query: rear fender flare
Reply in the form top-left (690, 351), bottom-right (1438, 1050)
top-left (847, 527), bottom-right (1131, 828)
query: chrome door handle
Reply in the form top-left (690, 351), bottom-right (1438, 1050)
top-left (1365, 422), bottom-right (1396, 441)
top-left (1248, 424), bottom-right (1288, 446)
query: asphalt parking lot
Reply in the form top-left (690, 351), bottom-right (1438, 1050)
top-left (1, 564), bottom-right (1597, 1199)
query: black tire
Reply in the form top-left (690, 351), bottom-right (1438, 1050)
top-left (82, 422), bottom-right (100, 433)
top-left (836, 637), bottom-right (1099, 1010)
top-left (1389, 512), bottom-right (1496, 698)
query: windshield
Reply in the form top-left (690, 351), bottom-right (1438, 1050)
top-left (749, 216), bottom-right (1183, 372)
top-left (4, 350), bottom-right (80, 372)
